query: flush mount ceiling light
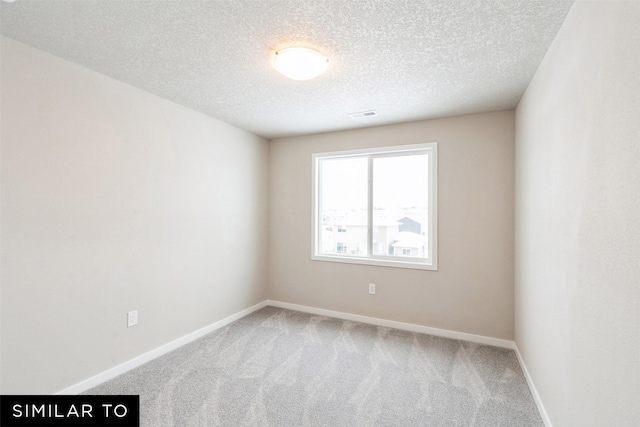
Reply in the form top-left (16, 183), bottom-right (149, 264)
top-left (273, 47), bottom-right (329, 81)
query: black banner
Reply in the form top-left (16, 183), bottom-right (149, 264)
top-left (0, 395), bottom-right (139, 427)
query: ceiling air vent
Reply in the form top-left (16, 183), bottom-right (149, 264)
top-left (348, 110), bottom-right (377, 119)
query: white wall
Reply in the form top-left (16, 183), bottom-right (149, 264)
top-left (514, 1), bottom-right (640, 425)
top-left (269, 111), bottom-right (515, 340)
top-left (0, 37), bottom-right (269, 394)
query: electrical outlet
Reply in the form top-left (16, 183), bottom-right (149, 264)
top-left (127, 310), bottom-right (138, 327)
top-left (369, 283), bottom-right (376, 295)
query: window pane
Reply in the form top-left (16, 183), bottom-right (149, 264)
top-left (372, 154), bottom-right (429, 259)
top-left (318, 156), bottom-right (368, 256)
top-left (313, 143), bottom-right (437, 270)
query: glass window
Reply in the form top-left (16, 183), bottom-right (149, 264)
top-left (312, 143), bottom-right (437, 270)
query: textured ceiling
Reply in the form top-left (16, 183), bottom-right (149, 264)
top-left (1, 0), bottom-right (574, 139)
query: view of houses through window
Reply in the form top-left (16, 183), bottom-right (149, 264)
top-left (316, 147), bottom-right (433, 266)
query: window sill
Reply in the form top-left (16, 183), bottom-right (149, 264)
top-left (311, 254), bottom-right (437, 271)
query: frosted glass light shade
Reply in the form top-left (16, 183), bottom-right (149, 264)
top-left (273, 47), bottom-right (329, 81)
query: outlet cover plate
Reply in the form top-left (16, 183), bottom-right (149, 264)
top-left (127, 310), bottom-right (138, 327)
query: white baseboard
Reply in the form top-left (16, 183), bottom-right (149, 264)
top-left (266, 300), bottom-right (515, 349)
top-left (56, 300), bottom-right (268, 395)
top-left (513, 344), bottom-right (553, 427)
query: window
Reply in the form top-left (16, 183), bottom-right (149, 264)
top-left (312, 143), bottom-right (437, 270)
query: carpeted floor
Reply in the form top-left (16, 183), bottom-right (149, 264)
top-left (85, 306), bottom-right (542, 426)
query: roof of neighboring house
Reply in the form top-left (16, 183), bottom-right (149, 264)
top-left (333, 213), bottom-right (401, 227)
top-left (399, 215), bottom-right (427, 226)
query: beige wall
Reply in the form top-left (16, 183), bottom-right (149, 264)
top-left (0, 37), bottom-right (269, 394)
top-left (515, 1), bottom-right (640, 425)
top-left (269, 111), bottom-right (515, 340)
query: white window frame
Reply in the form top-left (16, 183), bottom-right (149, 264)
top-left (312, 143), bottom-right (438, 271)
